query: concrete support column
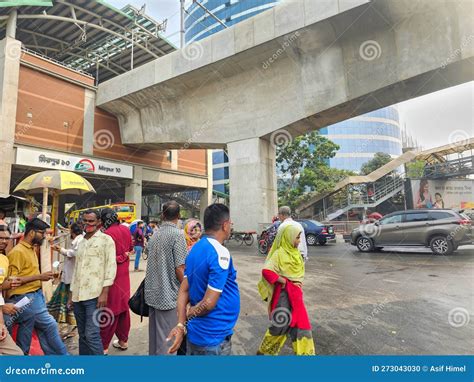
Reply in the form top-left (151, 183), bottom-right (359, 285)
top-left (200, 149), bottom-right (213, 221)
top-left (125, 165), bottom-right (142, 219)
top-left (228, 138), bottom-right (277, 232)
top-left (0, 37), bottom-right (21, 197)
top-left (82, 89), bottom-right (96, 155)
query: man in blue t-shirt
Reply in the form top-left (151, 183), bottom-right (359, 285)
top-left (167, 204), bottom-right (240, 355)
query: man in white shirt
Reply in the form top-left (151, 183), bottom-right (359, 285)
top-left (277, 206), bottom-right (308, 261)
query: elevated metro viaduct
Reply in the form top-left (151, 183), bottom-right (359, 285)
top-left (97, 0), bottom-right (473, 230)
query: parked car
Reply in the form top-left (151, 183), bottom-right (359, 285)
top-left (351, 209), bottom-right (472, 255)
top-left (296, 219), bottom-right (335, 246)
top-left (462, 209), bottom-right (474, 220)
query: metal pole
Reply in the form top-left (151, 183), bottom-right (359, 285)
top-left (193, 0), bottom-right (227, 28)
top-left (6, 8), bottom-right (17, 38)
top-left (180, 0), bottom-right (185, 47)
top-left (131, 29), bottom-right (134, 70)
top-left (42, 187), bottom-right (48, 222)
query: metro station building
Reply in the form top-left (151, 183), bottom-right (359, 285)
top-left (0, 1), bottom-right (212, 219)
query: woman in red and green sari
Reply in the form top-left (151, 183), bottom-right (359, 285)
top-left (257, 224), bottom-right (315, 355)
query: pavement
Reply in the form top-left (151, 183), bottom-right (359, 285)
top-left (65, 242), bottom-right (473, 355)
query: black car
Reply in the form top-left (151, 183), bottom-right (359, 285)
top-left (296, 219), bottom-right (335, 246)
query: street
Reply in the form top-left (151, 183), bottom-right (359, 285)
top-left (66, 242), bottom-right (473, 355)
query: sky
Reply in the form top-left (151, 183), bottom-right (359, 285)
top-left (108, 0), bottom-right (473, 151)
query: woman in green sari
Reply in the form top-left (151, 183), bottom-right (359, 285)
top-left (257, 224), bottom-right (315, 355)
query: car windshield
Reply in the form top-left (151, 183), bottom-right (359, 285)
top-left (309, 220), bottom-right (323, 226)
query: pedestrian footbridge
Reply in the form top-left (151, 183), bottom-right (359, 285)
top-left (296, 138), bottom-right (474, 221)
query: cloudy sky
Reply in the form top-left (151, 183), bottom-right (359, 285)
top-left (109, 0), bottom-right (473, 151)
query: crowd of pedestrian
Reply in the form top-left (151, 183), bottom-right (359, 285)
top-left (0, 202), bottom-right (314, 356)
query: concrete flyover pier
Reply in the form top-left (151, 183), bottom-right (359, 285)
top-left (97, 0), bottom-right (474, 231)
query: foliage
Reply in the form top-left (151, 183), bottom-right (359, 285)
top-left (406, 159), bottom-right (426, 178)
top-left (360, 152), bottom-right (393, 175)
top-left (276, 132), bottom-right (354, 208)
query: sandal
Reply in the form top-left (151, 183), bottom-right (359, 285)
top-left (112, 339), bottom-right (128, 351)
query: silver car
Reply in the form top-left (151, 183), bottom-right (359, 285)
top-left (351, 209), bottom-right (472, 255)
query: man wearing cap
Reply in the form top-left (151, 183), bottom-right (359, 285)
top-left (4, 218), bottom-right (68, 355)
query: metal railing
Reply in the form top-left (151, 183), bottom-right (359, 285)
top-left (21, 46), bottom-right (95, 78)
top-left (315, 175), bottom-right (405, 221)
top-left (423, 155), bottom-right (473, 179)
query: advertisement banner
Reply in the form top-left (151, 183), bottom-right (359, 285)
top-left (411, 179), bottom-right (474, 210)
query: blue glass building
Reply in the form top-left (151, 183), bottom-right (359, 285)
top-left (185, 0), bottom-right (279, 43)
top-left (320, 106), bottom-right (402, 172)
top-left (185, 1), bottom-right (402, 192)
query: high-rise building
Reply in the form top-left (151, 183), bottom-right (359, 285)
top-left (319, 106), bottom-right (403, 172)
top-left (185, 0), bottom-right (279, 44)
top-left (184, 1), bottom-right (403, 192)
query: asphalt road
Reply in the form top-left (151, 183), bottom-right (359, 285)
top-left (66, 242), bottom-right (473, 355)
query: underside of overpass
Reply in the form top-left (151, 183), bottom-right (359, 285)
top-left (97, 0), bottom-right (474, 230)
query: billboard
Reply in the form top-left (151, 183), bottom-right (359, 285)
top-left (410, 179), bottom-right (474, 210)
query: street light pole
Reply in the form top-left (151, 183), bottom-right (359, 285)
top-left (180, 0), bottom-right (185, 47)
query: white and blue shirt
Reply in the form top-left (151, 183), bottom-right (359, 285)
top-left (184, 236), bottom-right (240, 347)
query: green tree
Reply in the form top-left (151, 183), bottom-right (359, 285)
top-left (276, 131), bottom-right (347, 208)
top-left (360, 152), bottom-right (393, 175)
top-left (406, 159), bottom-right (425, 178)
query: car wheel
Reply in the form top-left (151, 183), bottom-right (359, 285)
top-left (356, 236), bottom-right (374, 252)
top-left (430, 236), bottom-right (454, 255)
top-left (318, 238), bottom-right (327, 246)
top-left (306, 234), bottom-right (317, 246)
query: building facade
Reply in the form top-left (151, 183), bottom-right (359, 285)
top-left (319, 106), bottom-right (403, 172)
top-left (0, 2), bottom-right (213, 221)
top-left (185, 0), bottom-right (279, 44)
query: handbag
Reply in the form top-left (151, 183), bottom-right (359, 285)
top-left (128, 279), bottom-right (149, 321)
